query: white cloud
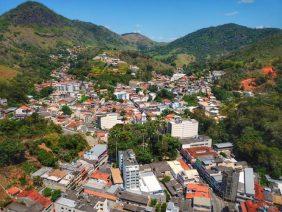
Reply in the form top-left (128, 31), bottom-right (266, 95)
top-left (133, 24), bottom-right (142, 33)
top-left (225, 11), bottom-right (239, 16)
top-left (256, 25), bottom-right (265, 29)
top-left (238, 0), bottom-right (255, 4)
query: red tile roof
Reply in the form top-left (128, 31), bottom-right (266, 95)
top-left (91, 170), bottom-right (110, 182)
top-left (184, 147), bottom-right (217, 159)
top-left (6, 187), bottom-right (21, 196)
top-left (84, 189), bottom-right (117, 201)
top-left (186, 183), bottom-right (210, 199)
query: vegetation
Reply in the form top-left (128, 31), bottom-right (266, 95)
top-left (61, 105), bottom-right (72, 115)
top-left (108, 121), bottom-right (181, 163)
top-left (0, 114), bottom-right (88, 167)
top-left (183, 94), bottom-right (198, 106)
top-left (121, 32), bottom-right (158, 50)
top-left (148, 23), bottom-right (281, 63)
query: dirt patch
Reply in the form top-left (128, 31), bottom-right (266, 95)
top-left (0, 65), bottom-right (18, 80)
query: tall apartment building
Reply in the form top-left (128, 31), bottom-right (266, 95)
top-left (97, 113), bottom-right (122, 130)
top-left (168, 117), bottom-right (199, 139)
top-left (118, 149), bottom-right (140, 190)
top-left (221, 167), bottom-right (239, 202)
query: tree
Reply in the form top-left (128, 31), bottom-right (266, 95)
top-left (51, 189), bottom-right (61, 202)
top-left (0, 140), bottom-right (25, 166)
top-left (37, 149), bottom-right (57, 167)
top-left (43, 188), bottom-right (52, 197)
top-left (61, 105), bottom-right (72, 115)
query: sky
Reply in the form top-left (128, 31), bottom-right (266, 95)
top-left (0, 0), bottom-right (281, 42)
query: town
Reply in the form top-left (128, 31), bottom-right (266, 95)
top-left (0, 48), bottom-right (281, 212)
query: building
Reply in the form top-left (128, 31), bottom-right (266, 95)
top-left (111, 168), bottom-right (123, 185)
top-left (166, 202), bottom-right (180, 212)
top-left (139, 171), bottom-right (164, 199)
top-left (118, 149), bottom-right (140, 190)
top-left (54, 190), bottom-right (118, 212)
top-left (213, 142), bottom-right (233, 152)
top-left (193, 197), bottom-right (212, 212)
top-left (180, 135), bottom-right (212, 149)
top-left (97, 113), bottom-right (122, 130)
top-left (244, 168), bottom-right (255, 197)
top-left (168, 117), bottom-right (198, 139)
top-left (6, 189), bottom-right (53, 212)
top-left (114, 91), bottom-right (130, 100)
top-left (83, 144), bottom-right (108, 166)
top-left (116, 190), bottom-right (149, 207)
top-left (15, 105), bottom-right (33, 118)
top-left (221, 167), bottom-right (239, 202)
top-left (181, 147), bottom-right (218, 163)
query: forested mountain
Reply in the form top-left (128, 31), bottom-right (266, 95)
top-left (121, 32), bottom-right (158, 50)
top-left (224, 32), bottom-right (282, 67)
top-left (148, 23), bottom-right (281, 64)
top-left (0, 1), bottom-right (133, 67)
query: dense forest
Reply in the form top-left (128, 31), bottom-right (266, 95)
top-left (108, 120), bottom-right (181, 164)
top-left (0, 113), bottom-right (89, 167)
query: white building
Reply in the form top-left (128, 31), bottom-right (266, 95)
top-left (139, 171), bottom-right (164, 196)
top-left (119, 149), bottom-right (140, 190)
top-left (180, 135), bottom-right (212, 149)
top-left (168, 117), bottom-right (198, 139)
top-left (15, 105), bottom-right (33, 118)
top-left (97, 113), bottom-right (122, 130)
top-left (114, 91), bottom-right (130, 100)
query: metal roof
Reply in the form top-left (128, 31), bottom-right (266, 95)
top-left (244, 168), bottom-right (255, 195)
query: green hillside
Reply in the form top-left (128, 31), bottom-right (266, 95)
top-left (148, 23), bottom-right (281, 64)
top-left (121, 32), bottom-right (158, 50)
top-left (0, 1), bottom-right (133, 67)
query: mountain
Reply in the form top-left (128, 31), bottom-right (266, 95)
top-left (225, 32), bottom-right (282, 66)
top-left (148, 23), bottom-right (282, 64)
top-left (121, 32), bottom-right (157, 50)
top-left (0, 1), bottom-right (133, 66)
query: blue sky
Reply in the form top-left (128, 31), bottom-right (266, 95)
top-left (0, 0), bottom-right (281, 42)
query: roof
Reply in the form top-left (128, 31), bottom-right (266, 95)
top-left (6, 186), bottom-right (21, 196)
top-left (273, 195), bottom-right (282, 205)
top-left (186, 183), bottom-right (210, 199)
top-left (17, 190), bottom-right (52, 208)
top-left (214, 142), bottom-right (233, 149)
top-left (117, 190), bottom-right (149, 206)
top-left (193, 197), bottom-right (211, 207)
top-left (49, 169), bottom-right (67, 179)
top-left (19, 105), bottom-right (31, 110)
top-left (86, 144), bottom-right (107, 157)
top-left (139, 172), bottom-right (163, 193)
top-left (111, 168), bottom-right (123, 184)
top-left (184, 146), bottom-right (217, 159)
top-left (56, 197), bottom-right (76, 208)
top-left (84, 189), bottom-right (117, 201)
top-left (178, 159), bottom-right (190, 170)
top-left (244, 168), bottom-right (255, 196)
top-left (91, 170), bottom-right (110, 182)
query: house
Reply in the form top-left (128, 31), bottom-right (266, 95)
top-left (96, 113), bottom-right (122, 130)
top-left (54, 190), bottom-right (119, 212)
top-left (111, 168), bottom-right (123, 185)
top-left (15, 105), bottom-right (33, 118)
top-left (91, 170), bottom-right (111, 185)
top-left (139, 171), bottom-right (165, 201)
top-left (83, 144), bottom-right (108, 167)
top-left (5, 189), bottom-right (53, 212)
